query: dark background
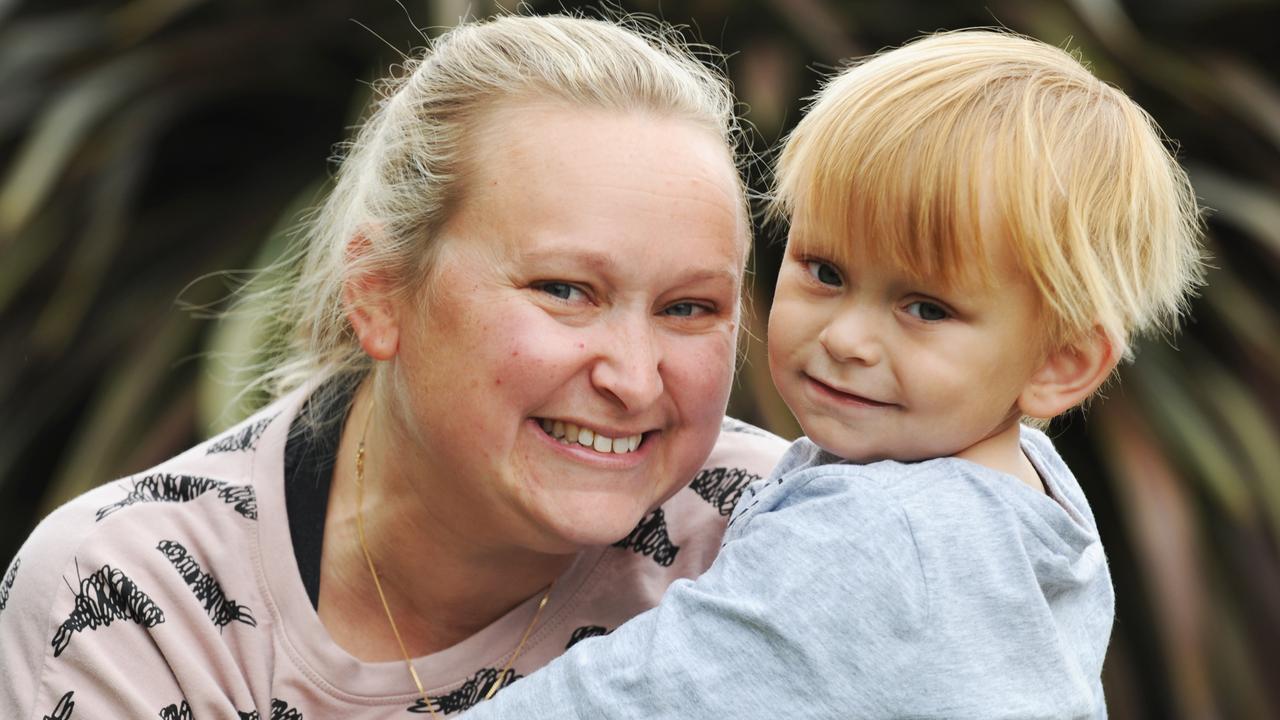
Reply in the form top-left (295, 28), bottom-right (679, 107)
top-left (2, 1), bottom-right (1277, 716)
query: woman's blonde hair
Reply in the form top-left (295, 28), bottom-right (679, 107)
top-left (772, 29), bottom-right (1204, 359)
top-left (250, 13), bottom-right (743, 405)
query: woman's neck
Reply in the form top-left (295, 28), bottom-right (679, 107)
top-left (317, 383), bottom-right (571, 661)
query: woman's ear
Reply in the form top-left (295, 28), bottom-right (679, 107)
top-left (1018, 326), bottom-right (1119, 420)
top-left (344, 231), bottom-right (400, 362)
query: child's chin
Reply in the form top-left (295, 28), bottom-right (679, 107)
top-left (809, 435), bottom-right (931, 465)
top-left (811, 438), bottom-right (892, 465)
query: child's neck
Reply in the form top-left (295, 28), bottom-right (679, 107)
top-left (953, 422), bottom-right (1045, 494)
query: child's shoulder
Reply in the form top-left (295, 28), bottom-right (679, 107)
top-left (729, 428), bottom-right (1098, 550)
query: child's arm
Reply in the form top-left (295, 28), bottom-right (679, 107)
top-left (463, 447), bottom-right (1112, 719)
top-left (462, 468), bottom-right (929, 719)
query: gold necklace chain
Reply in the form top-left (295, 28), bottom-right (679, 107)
top-left (354, 409), bottom-right (553, 716)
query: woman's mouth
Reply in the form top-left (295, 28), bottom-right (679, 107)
top-left (536, 418), bottom-right (644, 455)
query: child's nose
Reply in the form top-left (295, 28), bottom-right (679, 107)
top-left (818, 309), bottom-right (883, 365)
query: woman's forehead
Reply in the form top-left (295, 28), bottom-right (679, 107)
top-left (469, 102), bottom-right (737, 188)
top-left (450, 105), bottom-right (748, 257)
top-left (426, 105), bottom-right (748, 289)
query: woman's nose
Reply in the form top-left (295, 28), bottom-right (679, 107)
top-left (818, 307), bottom-right (883, 366)
top-left (589, 316), bottom-right (664, 411)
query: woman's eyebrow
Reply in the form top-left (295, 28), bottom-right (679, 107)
top-left (518, 247), bottom-right (615, 271)
top-left (674, 267), bottom-right (739, 287)
top-left (519, 248), bottom-right (738, 285)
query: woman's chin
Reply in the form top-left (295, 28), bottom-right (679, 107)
top-left (520, 496), bottom-right (655, 553)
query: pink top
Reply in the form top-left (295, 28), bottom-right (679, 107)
top-left (0, 385), bottom-right (787, 718)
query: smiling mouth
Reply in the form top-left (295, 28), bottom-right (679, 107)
top-left (537, 419), bottom-right (644, 455)
top-left (806, 375), bottom-right (896, 408)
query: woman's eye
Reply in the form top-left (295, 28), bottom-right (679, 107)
top-left (537, 282), bottom-right (585, 302)
top-left (805, 260), bottom-right (842, 287)
top-left (663, 301), bottom-right (711, 318)
top-left (905, 301), bottom-right (949, 321)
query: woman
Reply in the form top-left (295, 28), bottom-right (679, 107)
top-left (0, 14), bottom-right (786, 718)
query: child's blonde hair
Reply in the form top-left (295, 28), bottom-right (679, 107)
top-left (772, 29), bottom-right (1204, 359)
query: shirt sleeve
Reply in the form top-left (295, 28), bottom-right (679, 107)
top-left (461, 470), bottom-right (932, 719)
top-left (0, 495), bottom-right (259, 720)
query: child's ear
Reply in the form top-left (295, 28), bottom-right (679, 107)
top-left (344, 230), bottom-right (400, 362)
top-left (1018, 326), bottom-right (1118, 420)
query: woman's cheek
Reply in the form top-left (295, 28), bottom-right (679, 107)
top-left (490, 316), bottom-right (587, 387)
top-left (668, 330), bottom-right (737, 412)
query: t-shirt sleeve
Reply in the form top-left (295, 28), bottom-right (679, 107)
top-left (0, 487), bottom-right (260, 719)
top-left (460, 470), bottom-right (931, 719)
top-left (1, 499), bottom-right (185, 718)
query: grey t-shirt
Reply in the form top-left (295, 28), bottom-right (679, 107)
top-left (465, 425), bottom-right (1114, 719)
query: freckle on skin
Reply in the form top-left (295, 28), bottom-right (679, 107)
top-left (577, 343), bottom-right (585, 349)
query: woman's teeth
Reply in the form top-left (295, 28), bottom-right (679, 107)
top-left (538, 419), bottom-right (642, 454)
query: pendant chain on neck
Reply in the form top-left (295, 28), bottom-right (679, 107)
top-left (354, 405), bottom-right (553, 717)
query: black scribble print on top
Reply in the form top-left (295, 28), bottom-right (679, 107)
top-left (724, 482), bottom-right (766, 535)
top-left (157, 540), bottom-right (256, 629)
top-left (689, 466), bottom-right (761, 516)
top-left (0, 556), bottom-right (19, 617)
top-left (267, 698), bottom-right (304, 719)
top-left (407, 667), bottom-right (520, 715)
top-left (95, 474), bottom-right (257, 521)
top-left (43, 691), bottom-right (74, 720)
top-left (52, 563), bottom-right (165, 657)
top-left (217, 484), bottom-right (258, 520)
top-left (206, 414), bottom-right (277, 454)
top-left (565, 624), bottom-right (610, 649)
top-left (234, 698), bottom-right (301, 720)
top-left (612, 508), bottom-right (680, 566)
top-left (159, 700), bottom-right (194, 719)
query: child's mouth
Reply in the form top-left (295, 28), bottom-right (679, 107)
top-left (805, 375), bottom-right (896, 408)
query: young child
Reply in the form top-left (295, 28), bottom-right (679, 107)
top-left (464, 29), bottom-right (1203, 718)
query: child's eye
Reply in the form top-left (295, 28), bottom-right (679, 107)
top-left (805, 260), bottom-right (843, 287)
top-left (536, 281), bottom-right (587, 302)
top-left (905, 301), bottom-right (949, 321)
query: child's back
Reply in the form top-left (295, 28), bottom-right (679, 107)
top-left (465, 29), bottom-right (1204, 719)
top-left (707, 428), bottom-right (1110, 715)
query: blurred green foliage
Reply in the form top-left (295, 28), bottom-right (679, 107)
top-left (1, 1), bottom-right (1276, 716)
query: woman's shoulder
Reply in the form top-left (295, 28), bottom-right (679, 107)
top-left (92, 403), bottom-right (293, 528)
top-left (664, 417), bottom-right (788, 528)
top-left (0, 404), bottom-right (290, 715)
top-left (23, 406), bottom-right (268, 535)
top-left (8, 404), bottom-right (286, 599)
top-left (2, 399), bottom-right (292, 637)
top-left (700, 417), bottom-right (789, 488)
